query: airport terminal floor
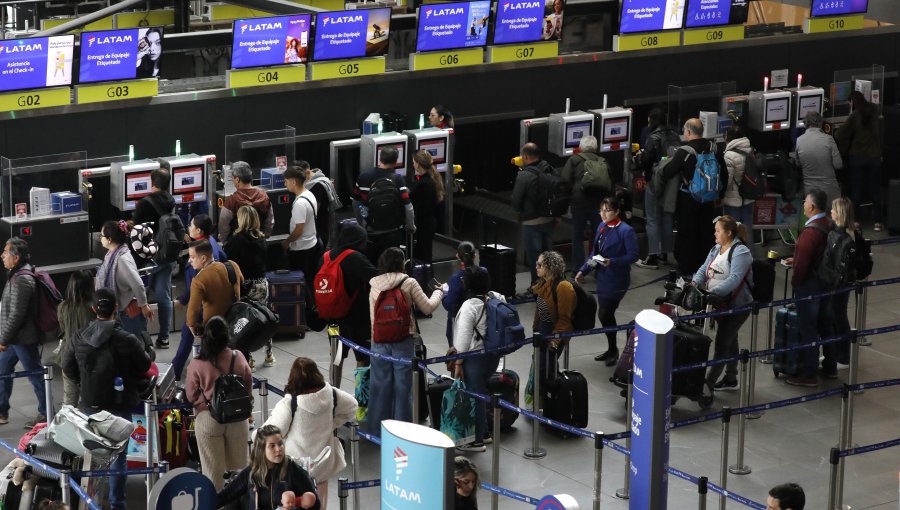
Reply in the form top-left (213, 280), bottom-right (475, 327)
top-left (2, 227), bottom-right (900, 509)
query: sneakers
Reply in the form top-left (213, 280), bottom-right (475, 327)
top-left (514, 289), bottom-right (535, 301)
top-left (635, 255), bottom-right (659, 270)
top-left (785, 377), bottom-right (818, 387)
top-left (155, 338), bottom-right (170, 349)
top-left (263, 353), bottom-right (276, 367)
top-left (713, 379), bottom-right (739, 391)
top-left (24, 415), bottom-right (47, 429)
top-left (0, 416), bottom-right (8, 425)
top-left (874, 222), bottom-right (884, 232)
top-left (483, 435), bottom-right (493, 445)
top-left (456, 441), bottom-right (486, 453)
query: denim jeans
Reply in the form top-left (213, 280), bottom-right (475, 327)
top-left (462, 353), bottom-right (500, 442)
top-left (724, 203), bottom-right (754, 244)
top-left (367, 338), bottom-right (414, 436)
top-left (118, 310), bottom-right (147, 339)
top-left (795, 281), bottom-right (830, 379)
top-left (94, 408), bottom-right (132, 510)
top-left (849, 156), bottom-right (883, 222)
top-left (523, 222), bottom-right (554, 283)
top-left (644, 188), bottom-right (673, 257)
top-left (147, 261), bottom-right (174, 342)
top-left (172, 323), bottom-right (195, 381)
top-left (569, 206), bottom-right (601, 271)
top-left (0, 344), bottom-right (46, 417)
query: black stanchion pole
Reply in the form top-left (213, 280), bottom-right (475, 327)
top-left (698, 476), bottom-right (708, 510)
top-left (411, 359), bottom-right (421, 424)
top-left (328, 324), bottom-right (339, 386)
top-left (718, 406), bottom-right (732, 510)
top-left (525, 333), bottom-right (546, 459)
top-left (747, 302), bottom-right (763, 420)
top-left (827, 448), bottom-right (840, 510)
top-left (350, 422), bottom-right (360, 510)
top-left (491, 394), bottom-right (501, 510)
top-left (339, 477), bottom-right (349, 510)
top-left (837, 382), bottom-right (851, 509)
top-left (761, 250), bottom-right (779, 364)
top-left (615, 371), bottom-right (633, 500)
top-left (593, 432), bottom-right (604, 510)
top-left (729, 350), bottom-right (751, 475)
top-left (858, 283), bottom-right (871, 346)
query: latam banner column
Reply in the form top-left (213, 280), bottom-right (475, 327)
top-left (381, 420), bottom-right (455, 509)
top-left (629, 309), bottom-right (675, 510)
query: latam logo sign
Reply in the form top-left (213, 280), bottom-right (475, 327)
top-left (240, 21), bottom-right (283, 34)
top-left (87, 34), bottom-right (132, 47)
top-left (425, 6), bottom-right (465, 18)
top-left (393, 447), bottom-right (407, 480)
top-left (503, 1), bottom-right (540, 12)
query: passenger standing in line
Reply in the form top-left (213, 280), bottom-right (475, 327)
top-left (635, 108), bottom-right (680, 269)
top-left (663, 118), bottom-right (720, 275)
top-left (691, 215), bottom-right (753, 391)
top-left (441, 241), bottom-right (488, 347)
top-left (795, 111), bottom-right (842, 210)
top-left (575, 197), bottom-right (639, 366)
top-left (783, 189), bottom-right (830, 387)
top-left (367, 247), bottom-right (443, 435)
top-left (409, 149), bottom-right (444, 264)
top-left (56, 270), bottom-right (95, 407)
top-left (532, 251), bottom-right (575, 353)
top-left (828, 197), bottom-right (859, 369)
top-left (185, 316), bottom-right (252, 491)
top-left (0, 238), bottom-right (48, 427)
top-left (282, 164), bottom-right (320, 281)
top-left (836, 91), bottom-right (884, 231)
top-left (561, 135), bottom-right (606, 272)
top-left (303, 162), bottom-right (341, 249)
top-left (218, 160), bottom-right (275, 241)
top-left (131, 167), bottom-right (177, 349)
top-left (185, 239), bottom-right (243, 339)
top-left (512, 143), bottom-right (555, 299)
top-left (95, 220), bottom-right (153, 337)
top-left (720, 124), bottom-right (756, 243)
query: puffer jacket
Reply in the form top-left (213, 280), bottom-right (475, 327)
top-left (0, 264), bottom-right (39, 346)
top-left (722, 137), bottom-right (755, 208)
top-left (369, 272), bottom-right (443, 339)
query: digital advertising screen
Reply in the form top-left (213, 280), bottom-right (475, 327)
top-left (173, 166), bottom-right (204, 194)
top-left (765, 98), bottom-right (790, 123)
top-left (232, 15), bottom-right (311, 68)
top-left (79, 27), bottom-right (163, 83)
top-left (810, 0), bottom-right (867, 17)
top-left (312, 7), bottom-right (391, 61)
top-left (564, 120), bottom-right (592, 148)
top-left (620, 0), bottom-right (685, 34)
top-left (419, 138), bottom-right (447, 164)
top-left (603, 117), bottom-right (630, 144)
top-left (416, 0), bottom-right (492, 52)
top-left (684, 0), bottom-right (748, 28)
top-left (797, 95), bottom-right (822, 120)
top-left (126, 172), bottom-right (153, 201)
top-left (493, 0), bottom-right (565, 45)
top-left (0, 35), bottom-right (74, 93)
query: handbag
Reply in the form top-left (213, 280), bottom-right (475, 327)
top-left (224, 260), bottom-right (280, 353)
top-left (439, 379), bottom-right (475, 446)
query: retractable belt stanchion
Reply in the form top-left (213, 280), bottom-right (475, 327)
top-left (144, 400), bottom-right (156, 500)
top-left (491, 394), bottom-right (501, 510)
top-left (328, 326), bottom-right (338, 386)
top-left (524, 333), bottom-right (546, 459)
top-left (258, 377), bottom-right (269, 418)
top-left (43, 365), bottom-right (54, 420)
top-left (836, 384), bottom-right (850, 510)
top-left (350, 422), bottom-right (361, 510)
top-left (837, 328), bottom-right (860, 510)
top-left (563, 342), bottom-right (570, 371)
top-left (411, 359), bottom-right (421, 425)
top-left (615, 371), bottom-right (632, 500)
top-left (729, 351), bottom-right (751, 475)
top-left (593, 432), bottom-right (604, 510)
top-left (827, 448), bottom-right (840, 510)
top-left (857, 284), bottom-right (871, 346)
top-left (698, 476), bottom-right (708, 510)
top-left (59, 470), bottom-right (71, 506)
top-left (747, 303), bottom-right (763, 419)
top-left (718, 406), bottom-right (732, 510)
top-left (339, 477), bottom-right (349, 510)
top-left (761, 251), bottom-right (779, 364)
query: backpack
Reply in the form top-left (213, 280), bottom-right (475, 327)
top-left (730, 148), bottom-right (768, 200)
top-left (854, 232), bottom-right (873, 280)
top-left (15, 268), bottom-right (63, 333)
top-left (725, 244), bottom-right (774, 303)
top-left (527, 166), bottom-right (569, 217)
top-left (813, 224), bottom-right (857, 289)
top-left (313, 250), bottom-right (358, 319)
top-left (150, 200), bottom-right (186, 264)
top-left (207, 350), bottom-right (253, 424)
top-left (372, 277), bottom-right (412, 343)
top-left (79, 338), bottom-right (118, 411)
top-left (683, 142), bottom-right (722, 203)
top-left (775, 150), bottom-right (801, 202)
top-left (579, 154), bottom-right (612, 198)
top-left (552, 278), bottom-right (597, 331)
top-left (482, 296), bottom-right (525, 352)
top-left (366, 177), bottom-right (404, 232)
top-left (647, 130), bottom-right (680, 196)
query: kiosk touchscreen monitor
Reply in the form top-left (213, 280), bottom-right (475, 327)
top-left (810, 0), bottom-right (867, 17)
top-left (110, 160), bottom-right (161, 211)
top-left (377, 142), bottom-right (406, 172)
top-left (565, 120), bottom-right (592, 148)
top-left (161, 156), bottom-right (209, 205)
top-left (232, 15), bottom-right (311, 68)
top-left (173, 166), bottom-right (204, 194)
top-left (797, 95), bottom-right (821, 120)
top-left (126, 172), bottom-right (153, 201)
top-left (748, 90), bottom-right (792, 132)
top-left (548, 111), bottom-right (594, 157)
top-left (589, 107), bottom-right (633, 152)
top-left (419, 139), bottom-right (447, 167)
top-left (361, 133), bottom-right (408, 175)
top-left (684, 0), bottom-right (748, 28)
top-left (765, 97), bottom-right (790, 124)
top-left (0, 35), bottom-right (75, 93)
top-left (619, 0), bottom-right (685, 34)
top-left (602, 117), bottom-right (629, 145)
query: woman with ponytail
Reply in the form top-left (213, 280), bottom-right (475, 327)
top-left (409, 149), bottom-right (445, 263)
top-left (441, 241), bottom-right (489, 347)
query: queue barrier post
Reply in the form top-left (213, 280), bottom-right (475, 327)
top-left (615, 371), bottom-right (633, 500)
top-left (339, 477), bottom-right (349, 510)
top-left (43, 365), bottom-right (54, 421)
top-left (746, 302), bottom-right (763, 420)
top-left (836, 383), bottom-right (851, 509)
top-left (411, 358), bottom-right (421, 425)
top-left (524, 333), bottom-right (546, 459)
top-left (490, 394), bottom-right (501, 510)
top-left (827, 448), bottom-right (840, 510)
top-left (350, 422), bottom-right (361, 510)
top-left (593, 432), bottom-right (603, 510)
top-left (698, 476), bottom-right (708, 510)
top-left (857, 284), bottom-right (871, 346)
top-left (144, 399), bottom-right (156, 500)
top-left (760, 303), bottom-right (774, 365)
top-left (328, 325), bottom-right (338, 386)
top-left (59, 469), bottom-right (71, 506)
top-left (258, 377), bottom-right (269, 418)
top-left (728, 350), bottom-right (751, 476)
top-left (718, 406), bottom-right (732, 510)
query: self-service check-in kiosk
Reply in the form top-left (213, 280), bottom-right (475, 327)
top-left (589, 107), bottom-right (632, 153)
top-left (785, 86), bottom-right (825, 129)
top-left (548, 111), bottom-right (595, 157)
top-left (403, 127), bottom-right (452, 173)
top-left (360, 132), bottom-right (409, 175)
top-left (110, 159), bottom-right (162, 212)
top-left (159, 154), bottom-right (214, 226)
top-left (748, 90), bottom-right (793, 132)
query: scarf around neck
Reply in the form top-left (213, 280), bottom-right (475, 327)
top-left (96, 244), bottom-right (129, 291)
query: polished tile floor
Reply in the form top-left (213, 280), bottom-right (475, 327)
top-left (1, 229), bottom-right (898, 509)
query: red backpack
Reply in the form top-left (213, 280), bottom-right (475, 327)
top-left (372, 277), bottom-right (411, 343)
top-left (313, 250), bottom-right (358, 319)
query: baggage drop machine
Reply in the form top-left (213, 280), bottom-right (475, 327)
top-left (158, 154), bottom-right (215, 226)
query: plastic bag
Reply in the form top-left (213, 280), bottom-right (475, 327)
top-left (440, 379), bottom-right (475, 446)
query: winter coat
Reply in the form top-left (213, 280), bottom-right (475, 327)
top-left (721, 137), bottom-right (755, 208)
top-left (0, 264), bottom-right (39, 346)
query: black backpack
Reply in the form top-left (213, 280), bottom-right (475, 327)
top-left (366, 177), bottom-right (404, 232)
top-left (726, 245), bottom-right (775, 303)
top-left (79, 338), bottom-right (118, 412)
top-left (813, 225), bottom-right (857, 289)
top-left (207, 350), bottom-right (253, 424)
top-left (730, 148), bottom-right (768, 200)
top-left (854, 232), bottom-right (873, 280)
top-left (527, 167), bottom-right (569, 217)
top-left (552, 278), bottom-right (597, 331)
top-left (151, 200), bottom-right (186, 264)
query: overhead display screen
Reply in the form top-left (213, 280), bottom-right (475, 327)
top-left (416, 1), bottom-right (492, 52)
top-left (620, 0), bottom-right (686, 34)
top-left (0, 35), bottom-right (74, 93)
top-left (232, 15), bottom-right (311, 68)
top-left (684, 0), bottom-right (748, 28)
top-left (79, 27), bottom-right (164, 83)
top-left (312, 7), bottom-right (391, 61)
top-left (810, 0), bottom-right (867, 17)
top-left (493, 0), bottom-right (565, 45)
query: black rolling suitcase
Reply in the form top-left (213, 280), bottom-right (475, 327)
top-left (479, 220), bottom-right (517, 299)
top-left (487, 366), bottom-right (520, 431)
top-left (671, 323), bottom-right (714, 409)
top-left (406, 234), bottom-right (435, 318)
top-left (543, 369), bottom-right (589, 437)
top-left (773, 265), bottom-right (802, 378)
top-left (265, 269), bottom-right (307, 338)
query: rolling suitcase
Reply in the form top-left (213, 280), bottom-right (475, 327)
top-left (487, 368), bottom-right (520, 431)
top-left (542, 369), bottom-right (588, 437)
top-left (413, 336), bottom-right (429, 422)
top-left (773, 266), bottom-right (802, 378)
top-left (427, 376), bottom-right (453, 430)
top-left (265, 270), bottom-right (307, 338)
top-left (406, 234), bottom-right (435, 318)
top-left (0, 464), bottom-right (24, 510)
top-left (479, 221), bottom-right (517, 299)
top-left (671, 323), bottom-right (713, 409)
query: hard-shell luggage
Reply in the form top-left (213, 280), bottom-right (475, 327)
top-left (480, 221), bottom-right (517, 298)
top-left (773, 265), bottom-right (802, 378)
top-left (543, 369), bottom-right (588, 437)
top-left (0, 464), bottom-right (24, 510)
top-left (487, 368), bottom-right (520, 431)
top-left (427, 376), bottom-right (453, 430)
top-left (265, 269), bottom-right (307, 337)
top-left (671, 323), bottom-right (714, 409)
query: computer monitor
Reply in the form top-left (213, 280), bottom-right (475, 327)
top-left (492, 0), bottom-right (565, 45)
top-left (765, 97), bottom-right (790, 124)
top-left (231, 14), bottom-right (311, 68)
top-left (172, 165), bottom-right (204, 194)
top-left (419, 138), bottom-right (447, 165)
top-left (810, 0), bottom-right (867, 17)
top-left (619, 0), bottom-right (685, 34)
top-left (0, 35), bottom-right (75, 93)
top-left (797, 95), bottom-right (822, 122)
top-left (565, 120), bottom-right (592, 148)
top-left (684, 0), bottom-right (748, 28)
top-left (376, 141), bottom-right (407, 173)
top-left (125, 172), bottom-right (153, 202)
top-left (601, 117), bottom-right (630, 145)
top-left (79, 27), bottom-right (164, 83)
top-left (312, 7), bottom-right (392, 61)
top-left (416, 0), bottom-right (492, 52)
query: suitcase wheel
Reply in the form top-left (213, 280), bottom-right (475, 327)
top-left (773, 368), bottom-right (780, 378)
top-left (698, 395), bottom-right (714, 410)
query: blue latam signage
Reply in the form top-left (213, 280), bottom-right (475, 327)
top-left (629, 309), bottom-right (674, 510)
top-left (147, 467), bottom-right (217, 510)
top-left (381, 420), bottom-right (455, 510)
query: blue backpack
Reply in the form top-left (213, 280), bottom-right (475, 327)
top-left (683, 142), bottom-right (722, 203)
top-left (481, 296), bottom-right (525, 353)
